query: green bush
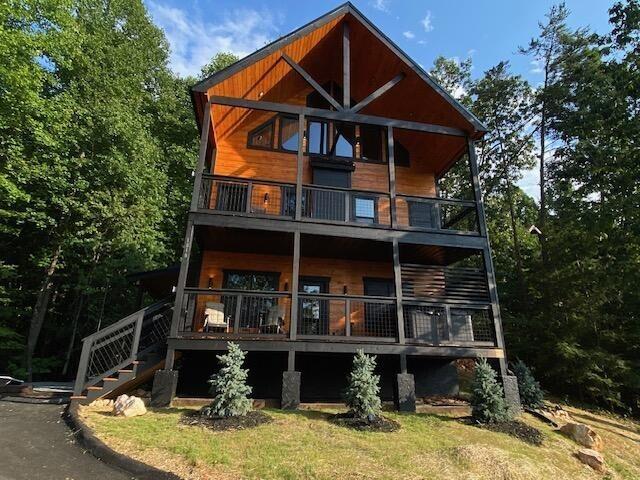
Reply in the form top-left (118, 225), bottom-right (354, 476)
top-left (344, 350), bottom-right (382, 419)
top-left (470, 358), bottom-right (510, 423)
top-left (512, 359), bottom-right (544, 408)
top-left (202, 342), bottom-right (252, 418)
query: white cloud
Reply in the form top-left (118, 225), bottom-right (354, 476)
top-left (530, 59), bottom-right (543, 74)
top-left (371, 0), bottom-right (391, 13)
top-left (417, 39), bottom-right (427, 45)
top-left (421, 11), bottom-right (434, 32)
top-left (403, 30), bottom-right (415, 39)
top-left (147, 1), bottom-right (281, 77)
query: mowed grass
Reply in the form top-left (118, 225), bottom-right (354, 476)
top-left (80, 405), bottom-right (640, 480)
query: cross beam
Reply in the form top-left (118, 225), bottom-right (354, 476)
top-left (281, 53), bottom-right (343, 111)
top-left (350, 73), bottom-right (405, 113)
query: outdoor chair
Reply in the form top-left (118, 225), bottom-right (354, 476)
top-left (203, 302), bottom-right (228, 332)
top-left (259, 304), bottom-right (285, 334)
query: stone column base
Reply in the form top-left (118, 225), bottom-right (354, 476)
top-left (281, 371), bottom-right (301, 410)
top-left (150, 369), bottom-right (179, 408)
top-left (502, 375), bottom-right (522, 415)
top-left (395, 373), bottom-right (416, 412)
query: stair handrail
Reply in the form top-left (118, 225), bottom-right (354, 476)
top-left (73, 297), bottom-right (173, 396)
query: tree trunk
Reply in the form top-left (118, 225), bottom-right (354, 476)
top-left (507, 184), bottom-right (526, 302)
top-left (62, 294), bottom-right (84, 376)
top-left (25, 244), bottom-right (62, 383)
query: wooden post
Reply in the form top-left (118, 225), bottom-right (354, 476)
top-left (343, 21), bottom-right (350, 109)
top-left (392, 239), bottom-right (405, 344)
top-left (295, 114), bottom-right (305, 220)
top-left (467, 138), bottom-right (507, 375)
top-left (289, 231), bottom-right (301, 340)
top-left (387, 126), bottom-right (398, 228)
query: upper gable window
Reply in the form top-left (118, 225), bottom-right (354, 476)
top-left (359, 124), bottom-right (384, 163)
top-left (279, 115), bottom-right (299, 151)
top-left (394, 140), bottom-right (410, 167)
top-left (247, 119), bottom-right (275, 149)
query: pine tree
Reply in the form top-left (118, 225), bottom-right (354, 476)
top-left (344, 350), bottom-right (382, 419)
top-left (512, 359), bottom-right (544, 409)
top-left (470, 358), bottom-right (510, 423)
top-left (203, 342), bottom-right (252, 418)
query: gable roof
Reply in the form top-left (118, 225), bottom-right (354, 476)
top-left (191, 2), bottom-right (487, 135)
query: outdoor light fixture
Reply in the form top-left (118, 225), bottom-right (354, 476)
top-left (208, 275), bottom-right (214, 289)
top-left (264, 193), bottom-right (270, 204)
top-left (343, 285), bottom-right (348, 294)
top-left (284, 281), bottom-right (289, 291)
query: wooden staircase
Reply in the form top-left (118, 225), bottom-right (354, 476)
top-left (71, 298), bottom-right (173, 405)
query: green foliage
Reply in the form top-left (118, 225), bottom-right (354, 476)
top-left (199, 52), bottom-right (240, 79)
top-left (511, 360), bottom-right (544, 409)
top-left (344, 350), bottom-right (382, 419)
top-left (470, 359), bottom-right (510, 423)
top-left (203, 342), bottom-right (253, 418)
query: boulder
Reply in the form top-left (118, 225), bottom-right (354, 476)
top-left (113, 394), bottom-right (147, 417)
top-left (90, 398), bottom-right (114, 409)
top-left (559, 422), bottom-right (603, 451)
top-left (550, 405), bottom-right (573, 424)
top-left (576, 448), bottom-right (606, 472)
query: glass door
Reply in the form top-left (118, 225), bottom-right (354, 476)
top-left (298, 277), bottom-right (329, 335)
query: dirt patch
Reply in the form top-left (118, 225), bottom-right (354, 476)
top-left (465, 419), bottom-right (544, 446)
top-left (180, 410), bottom-right (272, 431)
top-left (329, 412), bottom-right (400, 432)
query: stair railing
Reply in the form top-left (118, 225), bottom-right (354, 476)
top-left (73, 298), bottom-right (173, 396)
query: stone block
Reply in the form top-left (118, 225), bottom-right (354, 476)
top-left (150, 369), bottom-right (178, 408)
top-left (395, 373), bottom-right (416, 412)
top-left (502, 375), bottom-right (522, 415)
top-left (281, 371), bottom-right (301, 410)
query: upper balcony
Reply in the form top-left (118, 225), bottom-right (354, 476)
top-left (194, 105), bottom-right (482, 238)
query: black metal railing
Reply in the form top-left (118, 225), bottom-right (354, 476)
top-left (396, 194), bottom-right (478, 233)
top-left (404, 302), bottom-right (495, 346)
top-left (73, 298), bottom-right (173, 395)
top-left (301, 185), bottom-right (391, 226)
top-left (178, 289), bottom-right (291, 335)
top-left (198, 174), bottom-right (296, 218)
top-left (297, 293), bottom-right (397, 340)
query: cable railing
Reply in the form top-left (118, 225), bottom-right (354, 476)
top-left (297, 293), bottom-right (397, 340)
top-left (178, 289), bottom-right (291, 336)
top-left (396, 194), bottom-right (478, 233)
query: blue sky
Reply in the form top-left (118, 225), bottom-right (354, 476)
top-left (144, 0), bottom-right (614, 197)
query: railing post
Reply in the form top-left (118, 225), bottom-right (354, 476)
top-left (344, 192), bottom-right (350, 222)
top-left (444, 304), bottom-right (452, 344)
top-left (392, 239), bottom-right (405, 344)
top-left (233, 294), bottom-right (243, 333)
top-left (130, 311), bottom-right (145, 359)
top-left (73, 337), bottom-right (93, 395)
top-left (345, 298), bottom-right (351, 336)
top-left (246, 181), bottom-right (253, 213)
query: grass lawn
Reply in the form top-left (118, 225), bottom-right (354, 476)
top-left (80, 404), bottom-right (640, 480)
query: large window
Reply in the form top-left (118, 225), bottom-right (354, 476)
top-left (279, 115), bottom-right (299, 151)
top-left (223, 270), bottom-right (279, 291)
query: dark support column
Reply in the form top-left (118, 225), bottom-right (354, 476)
top-left (392, 239), bottom-right (405, 344)
top-left (151, 369), bottom-right (179, 408)
top-left (287, 350), bottom-right (296, 371)
top-left (343, 21), bottom-right (350, 109)
top-left (387, 126), bottom-right (398, 228)
top-left (399, 353), bottom-right (407, 373)
top-left (290, 231), bottom-right (300, 340)
top-left (467, 138), bottom-right (508, 376)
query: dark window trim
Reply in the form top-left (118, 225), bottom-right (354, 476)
top-left (246, 118), bottom-right (276, 151)
top-left (299, 276), bottom-right (331, 293)
top-left (352, 194), bottom-right (378, 224)
top-left (222, 269), bottom-right (281, 290)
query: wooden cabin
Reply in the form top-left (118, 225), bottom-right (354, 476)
top-left (72, 3), bottom-right (515, 409)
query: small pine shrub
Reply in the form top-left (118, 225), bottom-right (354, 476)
top-left (470, 358), bottom-right (510, 423)
top-left (202, 342), bottom-right (252, 418)
top-left (344, 350), bottom-right (382, 419)
top-left (511, 359), bottom-right (544, 409)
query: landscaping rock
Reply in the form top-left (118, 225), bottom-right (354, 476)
top-left (576, 448), bottom-right (606, 472)
top-left (113, 394), bottom-right (147, 417)
top-left (559, 422), bottom-right (603, 450)
top-left (550, 405), bottom-right (573, 424)
top-left (90, 398), bottom-right (114, 409)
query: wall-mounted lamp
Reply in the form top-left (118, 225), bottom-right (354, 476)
top-left (264, 193), bottom-right (270, 204)
top-left (284, 281), bottom-right (289, 291)
top-left (343, 285), bottom-right (348, 295)
top-left (208, 274), bottom-right (214, 289)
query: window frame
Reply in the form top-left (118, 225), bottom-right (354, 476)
top-left (352, 195), bottom-right (378, 224)
top-left (277, 114), bottom-right (300, 154)
top-left (357, 124), bottom-right (386, 165)
top-left (246, 118), bottom-right (276, 151)
top-left (222, 269), bottom-right (281, 291)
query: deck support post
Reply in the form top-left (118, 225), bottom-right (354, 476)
top-left (392, 239), bottom-right (405, 344)
top-left (294, 114), bottom-right (305, 221)
top-left (467, 138), bottom-right (507, 376)
top-left (387, 126), bottom-right (398, 228)
top-left (343, 21), bottom-right (350, 109)
top-left (289, 231), bottom-right (301, 340)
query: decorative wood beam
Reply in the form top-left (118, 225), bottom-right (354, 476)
top-left (343, 21), bottom-right (350, 109)
top-left (208, 95), bottom-right (467, 137)
top-left (349, 73), bottom-right (405, 113)
top-left (281, 53), bottom-right (344, 111)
